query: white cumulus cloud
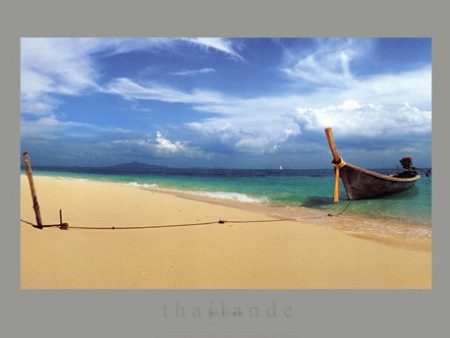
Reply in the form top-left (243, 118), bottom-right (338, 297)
top-left (296, 100), bottom-right (431, 137)
top-left (155, 131), bottom-right (185, 154)
top-left (104, 63), bottom-right (430, 154)
top-left (153, 131), bottom-right (209, 158)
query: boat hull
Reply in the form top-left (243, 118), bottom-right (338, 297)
top-left (339, 163), bottom-right (420, 200)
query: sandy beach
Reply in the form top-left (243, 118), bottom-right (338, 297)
top-left (20, 175), bottom-right (431, 289)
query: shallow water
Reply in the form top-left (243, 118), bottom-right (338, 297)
top-left (27, 168), bottom-right (431, 228)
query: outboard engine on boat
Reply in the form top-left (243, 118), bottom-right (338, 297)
top-left (396, 157), bottom-right (418, 178)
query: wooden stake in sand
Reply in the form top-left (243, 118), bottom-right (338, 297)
top-left (23, 152), bottom-right (43, 229)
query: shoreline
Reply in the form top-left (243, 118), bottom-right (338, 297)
top-left (20, 175), bottom-right (431, 288)
top-left (27, 172), bottom-right (432, 224)
top-left (143, 185), bottom-right (431, 250)
top-left (26, 173), bottom-right (432, 249)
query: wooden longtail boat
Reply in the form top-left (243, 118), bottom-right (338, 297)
top-left (324, 128), bottom-right (421, 201)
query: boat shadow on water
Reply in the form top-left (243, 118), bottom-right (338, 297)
top-left (302, 196), bottom-right (336, 208)
top-left (302, 187), bottom-right (419, 209)
top-left (383, 186), bottom-right (419, 199)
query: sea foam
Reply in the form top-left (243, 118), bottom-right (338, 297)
top-left (124, 181), bottom-right (266, 203)
top-left (187, 190), bottom-right (268, 203)
top-left (125, 182), bottom-right (159, 188)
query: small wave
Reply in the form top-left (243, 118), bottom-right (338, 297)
top-left (187, 190), bottom-right (268, 203)
top-left (32, 174), bottom-right (89, 182)
top-left (55, 176), bottom-right (88, 182)
top-left (121, 181), bottom-right (267, 203)
top-left (124, 182), bottom-right (159, 188)
top-left (338, 219), bottom-right (432, 239)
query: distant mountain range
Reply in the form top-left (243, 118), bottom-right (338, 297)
top-left (23, 161), bottom-right (429, 176)
top-left (22, 161), bottom-right (335, 177)
top-left (104, 161), bottom-right (167, 170)
top-left (24, 161), bottom-right (170, 174)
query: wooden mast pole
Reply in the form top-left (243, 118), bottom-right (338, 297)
top-left (324, 128), bottom-right (342, 203)
top-left (324, 128), bottom-right (341, 163)
top-left (23, 152), bottom-right (43, 228)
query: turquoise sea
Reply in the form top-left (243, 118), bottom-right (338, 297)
top-left (27, 168), bottom-right (432, 226)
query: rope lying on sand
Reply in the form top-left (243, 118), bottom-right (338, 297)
top-left (330, 200), bottom-right (351, 216)
top-left (19, 201), bottom-right (351, 231)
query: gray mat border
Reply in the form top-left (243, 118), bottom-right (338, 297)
top-left (1, 0), bottom-right (448, 337)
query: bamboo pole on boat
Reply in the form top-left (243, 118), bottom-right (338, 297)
top-left (332, 167), bottom-right (340, 203)
top-left (324, 128), bottom-right (341, 203)
top-left (23, 152), bottom-right (43, 228)
top-left (324, 128), bottom-right (341, 163)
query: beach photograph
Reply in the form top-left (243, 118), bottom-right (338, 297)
top-left (20, 37), bottom-right (432, 289)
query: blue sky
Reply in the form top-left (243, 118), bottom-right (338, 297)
top-left (20, 38), bottom-right (431, 168)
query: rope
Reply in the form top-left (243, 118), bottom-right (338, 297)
top-left (328, 200), bottom-right (351, 217)
top-left (70, 220), bottom-right (220, 230)
top-left (224, 218), bottom-right (295, 224)
top-left (19, 202), bottom-right (352, 231)
top-left (333, 159), bottom-right (346, 170)
top-left (20, 219), bottom-right (36, 226)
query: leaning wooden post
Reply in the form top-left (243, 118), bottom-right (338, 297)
top-left (324, 128), bottom-right (341, 163)
top-left (23, 152), bottom-right (43, 229)
top-left (324, 128), bottom-right (341, 203)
